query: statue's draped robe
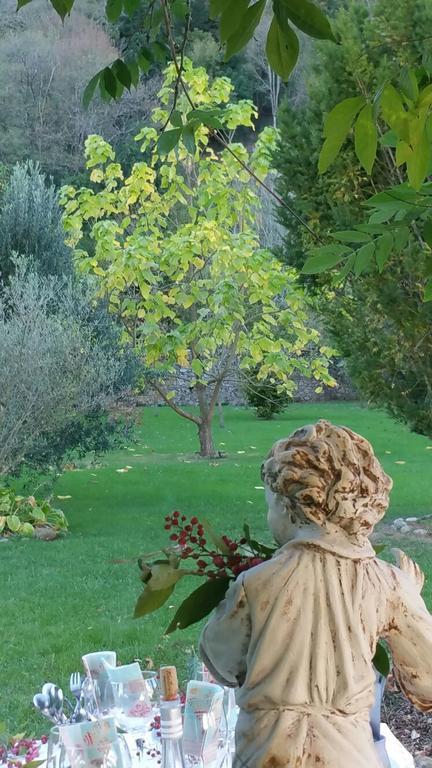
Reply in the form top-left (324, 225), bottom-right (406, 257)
top-left (199, 537), bottom-right (432, 768)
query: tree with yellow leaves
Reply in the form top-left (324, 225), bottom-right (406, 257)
top-left (62, 61), bottom-right (334, 456)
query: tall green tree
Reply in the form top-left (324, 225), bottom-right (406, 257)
top-left (62, 62), bottom-right (335, 457)
top-left (273, 0), bottom-right (432, 437)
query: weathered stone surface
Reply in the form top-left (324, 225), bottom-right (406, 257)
top-left (393, 518), bottom-right (406, 530)
top-left (415, 758), bottom-right (432, 767)
top-left (406, 517), bottom-right (418, 523)
top-left (413, 529), bottom-right (428, 536)
top-left (399, 524), bottom-right (411, 534)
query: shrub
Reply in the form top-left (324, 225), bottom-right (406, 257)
top-left (244, 368), bottom-right (291, 419)
top-left (0, 264), bottom-right (138, 476)
top-left (0, 161), bottom-right (72, 281)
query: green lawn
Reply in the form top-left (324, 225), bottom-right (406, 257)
top-left (1, 402), bottom-right (432, 734)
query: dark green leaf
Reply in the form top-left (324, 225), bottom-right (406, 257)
top-left (319, 96), bottom-right (365, 173)
top-left (392, 226), bottom-right (410, 253)
top-left (380, 85), bottom-right (409, 142)
top-left (225, 0), bottom-right (266, 60)
top-left (165, 577), bottom-right (231, 633)
top-left (407, 129), bottom-right (430, 191)
top-left (372, 82), bottom-right (385, 122)
top-left (16, 0), bottom-right (32, 9)
top-left (373, 543), bottom-right (387, 555)
top-left (124, 0), bottom-right (140, 14)
top-left (372, 640), bottom-right (391, 677)
top-left (134, 585), bottom-right (174, 618)
top-left (374, 232), bottom-right (393, 272)
top-left (209, 0), bottom-right (231, 19)
top-left (364, 185), bottom-right (418, 209)
top-left (113, 59), bottom-right (132, 90)
top-left (399, 66), bottom-right (419, 103)
top-left (49, 0), bottom-right (74, 19)
top-left (83, 72), bottom-right (101, 109)
top-left (354, 241), bottom-right (375, 275)
top-left (220, 0), bottom-right (248, 43)
top-left (336, 253), bottom-right (355, 281)
top-left (423, 220), bottom-right (432, 247)
top-left (266, 16), bottom-right (299, 81)
top-left (355, 104), bottom-right (377, 175)
top-left (171, 0), bottom-right (188, 19)
top-left (106, 0), bottom-right (122, 22)
top-left (99, 76), bottom-right (111, 103)
top-left (170, 109), bottom-right (183, 128)
top-left (187, 109), bottom-right (223, 129)
top-left (102, 67), bottom-right (118, 99)
top-left (138, 47), bottom-right (153, 73)
top-left (182, 124), bottom-right (196, 155)
top-left (330, 230), bottom-right (371, 243)
top-left (302, 245), bottom-right (349, 274)
top-left (127, 59), bottom-right (140, 87)
top-left (369, 209), bottom-right (396, 224)
top-left (248, 539), bottom-right (277, 557)
top-left (424, 279), bottom-right (432, 301)
top-left (157, 128), bottom-right (181, 154)
top-left (379, 130), bottom-right (398, 148)
top-left (281, 0), bottom-right (335, 41)
top-left (151, 40), bottom-right (169, 63)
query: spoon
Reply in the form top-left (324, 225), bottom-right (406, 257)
top-left (33, 693), bottom-right (58, 723)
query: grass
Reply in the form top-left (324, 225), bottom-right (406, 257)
top-left (1, 402), bottom-right (432, 735)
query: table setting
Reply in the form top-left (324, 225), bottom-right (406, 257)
top-left (0, 648), bottom-right (415, 768)
top-left (2, 651), bottom-right (238, 768)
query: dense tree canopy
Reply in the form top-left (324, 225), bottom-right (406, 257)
top-left (273, 0), bottom-right (432, 437)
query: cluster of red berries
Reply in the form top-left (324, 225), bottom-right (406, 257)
top-left (0, 735), bottom-right (46, 767)
top-left (164, 512), bottom-right (265, 578)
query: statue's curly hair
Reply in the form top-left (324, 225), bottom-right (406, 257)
top-left (261, 420), bottom-right (392, 543)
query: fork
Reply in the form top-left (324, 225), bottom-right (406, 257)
top-left (69, 672), bottom-right (85, 722)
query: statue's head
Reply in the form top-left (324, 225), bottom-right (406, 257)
top-left (261, 420), bottom-right (392, 546)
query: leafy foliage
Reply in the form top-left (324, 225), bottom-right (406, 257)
top-left (14, 0), bottom-right (335, 107)
top-left (0, 162), bottom-right (72, 281)
top-left (0, 265), bottom-right (137, 476)
top-left (273, 0), bottom-right (432, 438)
top-left (243, 366), bottom-right (291, 419)
top-left (62, 62), bottom-right (335, 456)
top-left (0, 485), bottom-right (68, 539)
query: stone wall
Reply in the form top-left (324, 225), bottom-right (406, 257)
top-left (136, 362), bottom-right (356, 406)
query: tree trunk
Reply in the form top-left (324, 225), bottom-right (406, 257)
top-left (198, 418), bottom-right (216, 458)
top-left (217, 400), bottom-right (225, 428)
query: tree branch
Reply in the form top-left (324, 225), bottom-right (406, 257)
top-left (150, 380), bottom-right (201, 425)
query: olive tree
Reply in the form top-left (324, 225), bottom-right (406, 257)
top-left (0, 265), bottom-right (135, 476)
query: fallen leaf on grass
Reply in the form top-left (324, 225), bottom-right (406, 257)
top-left (394, 460), bottom-right (406, 465)
top-left (126, 465), bottom-right (133, 469)
top-left (219, 442), bottom-right (226, 446)
top-left (385, 451), bottom-right (392, 454)
top-left (249, 445), bottom-right (257, 449)
top-left (247, 500), bottom-right (253, 504)
top-left (57, 495), bottom-right (72, 499)
top-left (116, 468), bottom-right (129, 473)
top-left (126, 448), bottom-right (136, 451)
top-left (426, 446), bottom-right (432, 450)
top-left (254, 486), bottom-right (264, 490)
top-left (209, 462), bottom-right (219, 467)
top-left (237, 450), bottom-right (246, 454)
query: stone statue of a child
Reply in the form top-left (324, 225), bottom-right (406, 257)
top-left (199, 420), bottom-right (432, 768)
